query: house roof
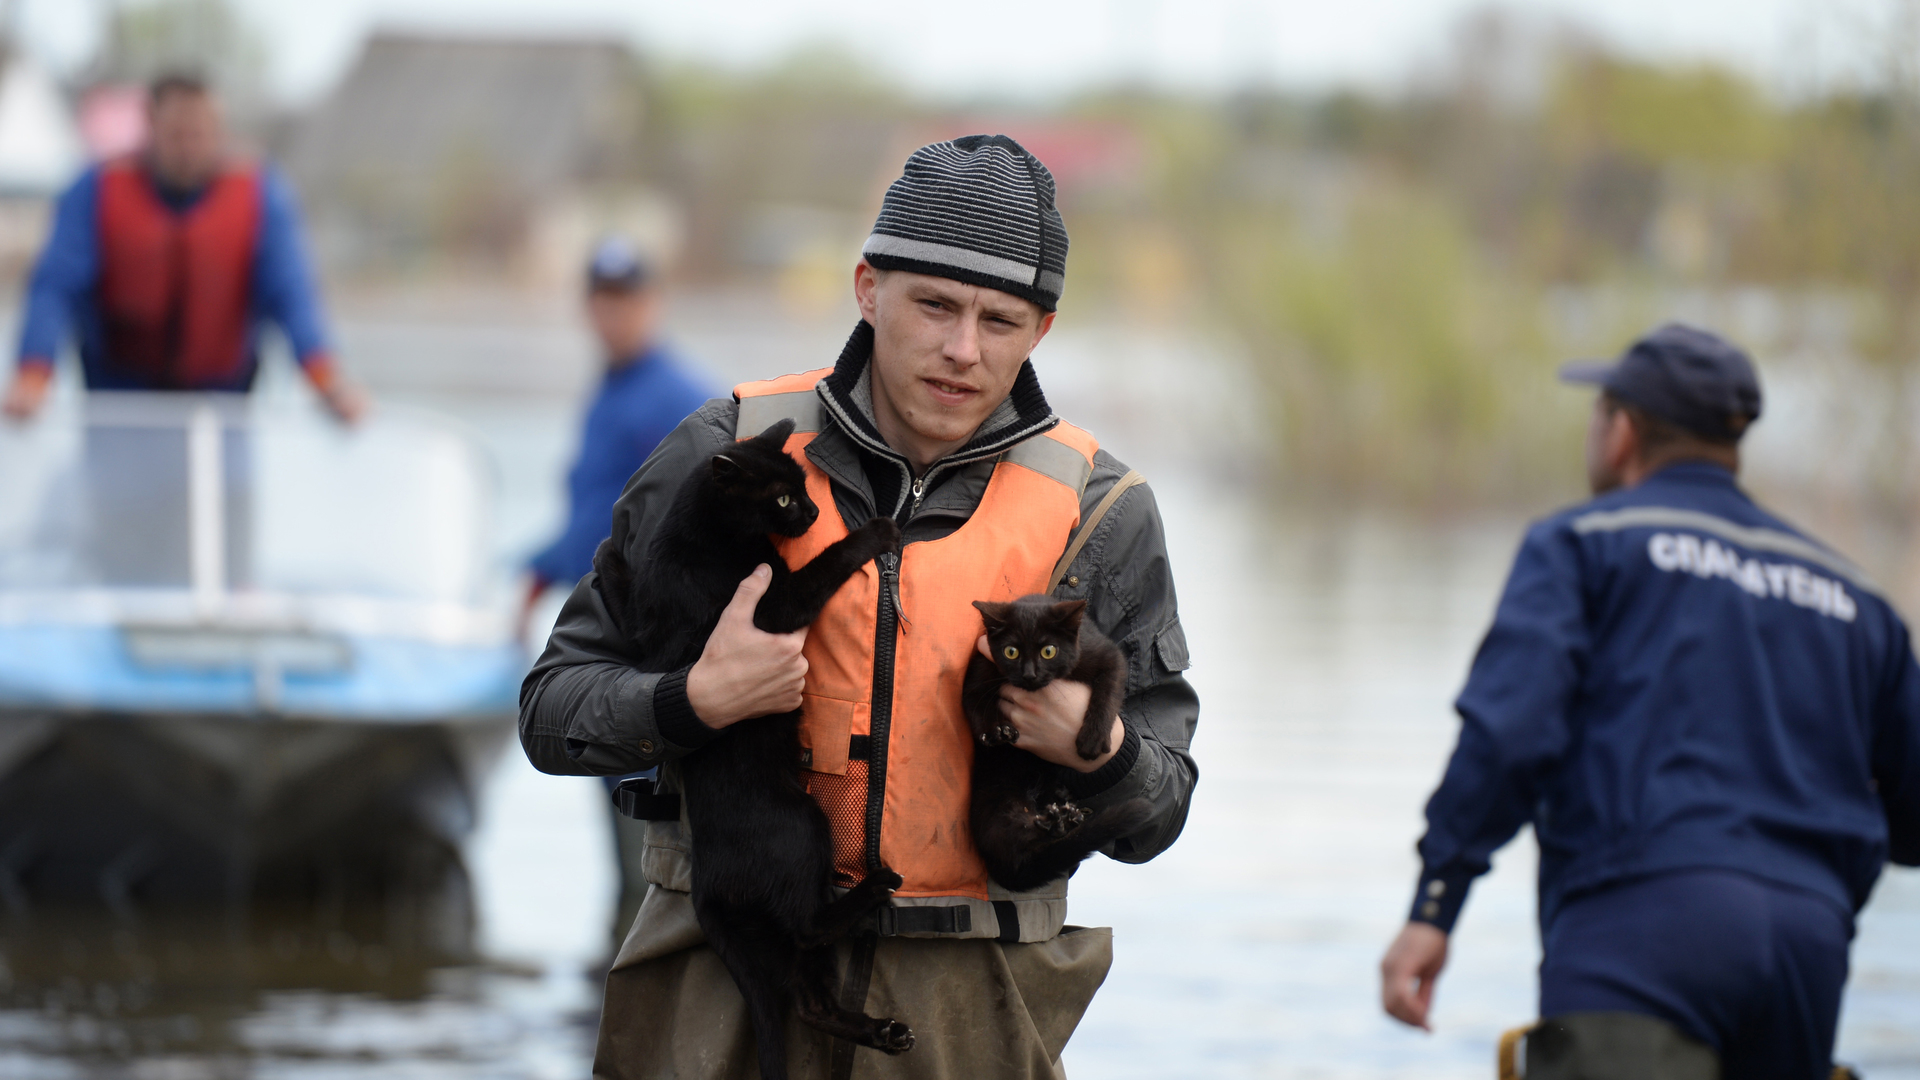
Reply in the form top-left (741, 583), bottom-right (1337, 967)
top-left (284, 31), bottom-right (640, 205)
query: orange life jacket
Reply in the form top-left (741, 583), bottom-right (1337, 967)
top-left (733, 368), bottom-right (1097, 929)
top-left (96, 158), bottom-right (262, 388)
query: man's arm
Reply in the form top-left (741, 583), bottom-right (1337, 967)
top-left (1873, 618), bottom-right (1920, 865)
top-left (518, 399), bottom-right (739, 775)
top-left (1382, 520), bottom-right (1589, 1028)
top-left (253, 167), bottom-right (364, 421)
top-left (4, 169), bottom-right (99, 418)
top-left (1044, 452), bottom-right (1200, 864)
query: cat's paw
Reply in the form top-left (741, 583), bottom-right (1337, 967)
top-left (977, 721), bottom-right (1019, 747)
top-left (1074, 721), bottom-right (1113, 761)
top-left (1038, 801), bottom-right (1088, 836)
top-left (854, 516), bottom-right (902, 553)
top-left (868, 867), bottom-right (904, 894)
top-left (872, 1020), bottom-right (914, 1054)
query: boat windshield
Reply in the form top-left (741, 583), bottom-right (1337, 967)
top-left (0, 392), bottom-right (496, 607)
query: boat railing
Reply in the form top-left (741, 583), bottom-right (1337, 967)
top-left (0, 391), bottom-right (509, 646)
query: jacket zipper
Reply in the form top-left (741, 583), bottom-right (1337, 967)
top-left (909, 475), bottom-right (926, 516)
top-left (864, 551), bottom-right (901, 874)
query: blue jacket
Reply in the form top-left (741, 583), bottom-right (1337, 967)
top-left (15, 162), bottom-right (332, 388)
top-left (528, 345), bottom-right (715, 588)
top-left (1412, 462), bottom-right (1920, 932)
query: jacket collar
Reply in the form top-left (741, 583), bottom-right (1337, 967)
top-left (813, 321), bottom-right (1059, 518)
top-left (1643, 460), bottom-right (1739, 488)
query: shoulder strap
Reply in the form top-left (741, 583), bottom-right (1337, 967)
top-left (1047, 469), bottom-right (1145, 594)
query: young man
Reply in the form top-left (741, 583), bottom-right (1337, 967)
top-left (523, 236), bottom-right (715, 951)
top-left (521, 135), bottom-right (1199, 1078)
top-left (1, 72), bottom-right (364, 421)
top-left (1379, 324), bottom-right (1920, 1079)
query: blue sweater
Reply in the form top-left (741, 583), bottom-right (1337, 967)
top-left (15, 162), bottom-right (332, 387)
top-left (1412, 462), bottom-right (1920, 932)
top-left (529, 346), bottom-right (716, 588)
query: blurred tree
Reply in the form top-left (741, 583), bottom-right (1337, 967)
top-left (86, 0), bottom-right (271, 129)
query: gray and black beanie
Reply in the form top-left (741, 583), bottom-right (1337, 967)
top-left (861, 134), bottom-right (1068, 312)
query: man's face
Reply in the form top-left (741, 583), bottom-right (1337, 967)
top-left (147, 92), bottom-right (225, 191)
top-left (587, 287), bottom-right (659, 364)
top-left (854, 264), bottom-right (1055, 469)
top-left (1585, 394), bottom-right (1629, 495)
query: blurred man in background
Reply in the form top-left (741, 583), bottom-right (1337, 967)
top-left (523, 237), bottom-right (715, 618)
top-left (1380, 325), bottom-right (1920, 1079)
top-left (523, 236), bottom-right (715, 952)
top-left (0, 72), bottom-right (364, 422)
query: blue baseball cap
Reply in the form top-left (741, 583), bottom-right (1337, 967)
top-left (1559, 323), bottom-right (1762, 442)
top-left (587, 235), bottom-right (650, 292)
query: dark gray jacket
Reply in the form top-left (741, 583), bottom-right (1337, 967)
top-left (519, 322), bottom-right (1199, 867)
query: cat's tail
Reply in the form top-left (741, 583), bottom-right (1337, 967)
top-left (1002, 798), bottom-right (1155, 892)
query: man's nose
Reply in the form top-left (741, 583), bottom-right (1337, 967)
top-left (943, 314), bottom-right (983, 367)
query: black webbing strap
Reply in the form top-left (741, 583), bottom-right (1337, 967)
top-left (828, 934), bottom-right (879, 1080)
top-left (610, 776), bottom-right (681, 821)
top-left (992, 900), bottom-right (1021, 943)
top-left (876, 904), bottom-right (972, 936)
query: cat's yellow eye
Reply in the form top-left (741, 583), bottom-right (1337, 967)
top-left (1040, 645), bottom-right (1057, 659)
top-left (1002, 645), bottom-right (1019, 661)
top-left (776, 495), bottom-right (791, 507)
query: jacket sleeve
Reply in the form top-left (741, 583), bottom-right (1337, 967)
top-left (16, 168), bottom-right (100, 368)
top-left (1408, 520), bottom-right (1589, 932)
top-left (518, 399), bottom-right (738, 776)
top-left (1055, 451), bottom-right (1200, 865)
top-left (251, 166), bottom-right (333, 367)
top-left (1873, 617), bottom-right (1920, 866)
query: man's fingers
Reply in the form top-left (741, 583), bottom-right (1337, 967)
top-left (975, 634), bottom-right (990, 659)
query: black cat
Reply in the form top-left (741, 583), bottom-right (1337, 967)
top-left (962, 595), bottom-right (1154, 892)
top-left (592, 418), bottom-right (913, 1077)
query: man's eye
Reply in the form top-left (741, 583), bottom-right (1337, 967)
top-left (1040, 645), bottom-right (1057, 659)
top-left (1002, 646), bottom-right (1019, 660)
top-left (776, 495), bottom-right (791, 507)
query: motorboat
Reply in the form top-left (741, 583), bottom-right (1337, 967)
top-left (0, 391), bottom-right (522, 956)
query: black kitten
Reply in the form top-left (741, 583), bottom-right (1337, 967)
top-left (961, 595), bottom-right (1153, 892)
top-left (593, 419), bottom-right (912, 1077)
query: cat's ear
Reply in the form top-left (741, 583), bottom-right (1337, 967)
top-left (1046, 599), bottom-right (1088, 634)
top-left (754, 418), bottom-right (797, 446)
top-left (710, 452), bottom-right (744, 481)
top-left (972, 600), bottom-right (1014, 629)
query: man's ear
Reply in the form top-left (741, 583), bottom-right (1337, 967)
top-left (1607, 407), bottom-right (1641, 478)
top-left (854, 261), bottom-right (881, 325)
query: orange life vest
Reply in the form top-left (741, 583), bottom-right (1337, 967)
top-left (733, 368), bottom-right (1097, 917)
top-left (96, 158), bottom-right (262, 388)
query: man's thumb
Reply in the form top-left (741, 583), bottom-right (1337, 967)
top-left (729, 564), bottom-right (772, 612)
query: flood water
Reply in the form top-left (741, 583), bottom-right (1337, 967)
top-left (2, 299), bottom-right (1916, 1077)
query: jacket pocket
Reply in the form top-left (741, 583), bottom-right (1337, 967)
top-left (1154, 618), bottom-right (1191, 673)
top-left (798, 694), bottom-right (866, 775)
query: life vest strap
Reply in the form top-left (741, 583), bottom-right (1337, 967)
top-left (1047, 469), bottom-right (1146, 593)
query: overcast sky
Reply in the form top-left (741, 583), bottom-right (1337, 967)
top-left (15, 0), bottom-right (1897, 104)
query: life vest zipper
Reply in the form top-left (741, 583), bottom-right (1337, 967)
top-left (863, 550), bottom-right (901, 874)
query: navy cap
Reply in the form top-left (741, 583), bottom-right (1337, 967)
top-left (586, 235), bottom-right (649, 292)
top-left (1559, 323), bottom-right (1762, 442)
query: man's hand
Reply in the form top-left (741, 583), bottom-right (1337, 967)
top-left (1380, 921), bottom-right (1450, 1031)
top-left (685, 565), bottom-right (808, 730)
top-left (2, 363), bottom-right (52, 420)
top-left (976, 635), bottom-right (1123, 773)
top-left (319, 379), bottom-right (370, 424)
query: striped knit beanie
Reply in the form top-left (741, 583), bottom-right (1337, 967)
top-left (861, 134), bottom-right (1068, 312)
